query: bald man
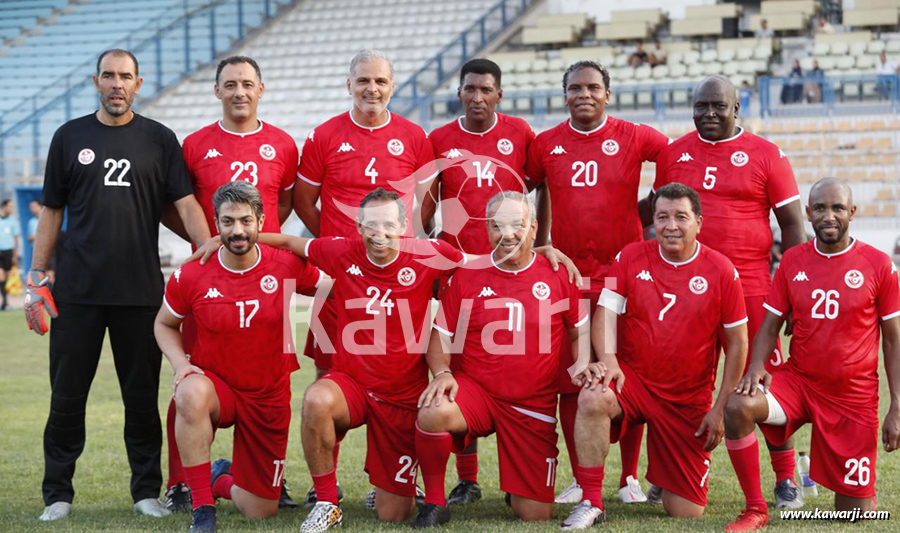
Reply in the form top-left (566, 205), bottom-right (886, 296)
top-left (650, 75), bottom-right (807, 509)
top-left (721, 178), bottom-right (900, 531)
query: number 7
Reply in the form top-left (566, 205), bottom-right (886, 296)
top-left (659, 293), bottom-right (676, 321)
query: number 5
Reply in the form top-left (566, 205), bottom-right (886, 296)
top-left (703, 166), bottom-right (717, 190)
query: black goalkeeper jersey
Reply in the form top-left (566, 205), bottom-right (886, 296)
top-left (42, 112), bottom-right (193, 306)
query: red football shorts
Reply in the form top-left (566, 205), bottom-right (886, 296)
top-left (201, 371), bottom-right (290, 500)
top-left (324, 371), bottom-right (419, 497)
top-left (304, 297), bottom-right (337, 371)
top-left (611, 363), bottom-right (712, 506)
top-left (759, 367), bottom-right (878, 498)
top-left (452, 373), bottom-right (559, 503)
top-left (745, 295), bottom-right (784, 373)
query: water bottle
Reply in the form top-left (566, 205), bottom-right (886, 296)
top-left (797, 451), bottom-right (818, 498)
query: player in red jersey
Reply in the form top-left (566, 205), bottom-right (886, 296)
top-left (723, 178), bottom-right (900, 532)
top-left (560, 183), bottom-right (748, 529)
top-left (652, 75), bottom-right (808, 509)
top-left (412, 191), bottom-right (590, 528)
top-left (420, 58), bottom-right (535, 505)
top-left (164, 56), bottom-right (301, 512)
top-left (154, 181), bottom-right (323, 532)
top-left (525, 60), bottom-right (670, 504)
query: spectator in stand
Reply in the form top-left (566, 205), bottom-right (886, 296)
top-left (756, 19), bottom-right (774, 39)
top-left (649, 40), bottom-right (667, 66)
top-left (781, 60), bottom-right (803, 104)
top-left (814, 16), bottom-right (834, 35)
top-left (739, 81), bottom-right (753, 117)
top-left (804, 60), bottom-right (824, 103)
top-left (876, 52), bottom-right (899, 100)
top-left (628, 42), bottom-right (649, 67)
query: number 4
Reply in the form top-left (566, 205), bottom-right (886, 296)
top-left (365, 157), bottom-right (378, 184)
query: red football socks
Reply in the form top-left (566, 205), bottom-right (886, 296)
top-left (558, 392), bottom-right (580, 481)
top-left (416, 423), bottom-right (453, 506)
top-left (184, 462), bottom-right (214, 510)
top-left (618, 422), bottom-right (644, 487)
top-left (212, 473), bottom-right (234, 500)
top-left (770, 449), bottom-right (796, 484)
top-left (578, 464), bottom-right (605, 509)
top-left (455, 453), bottom-right (478, 483)
top-left (726, 433), bottom-right (767, 513)
top-left (311, 468), bottom-right (339, 505)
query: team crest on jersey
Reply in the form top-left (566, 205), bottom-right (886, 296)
top-left (259, 144), bottom-right (276, 161)
top-left (78, 148), bottom-right (95, 165)
top-left (497, 138), bottom-right (514, 155)
top-left (689, 276), bottom-right (708, 295)
top-left (602, 139), bottom-right (619, 156)
top-left (260, 274), bottom-right (279, 294)
top-left (532, 281), bottom-right (551, 300)
top-left (387, 139), bottom-right (404, 156)
top-left (731, 151), bottom-right (749, 167)
top-left (844, 269), bottom-right (864, 289)
top-left (398, 267), bottom-right (416, 286)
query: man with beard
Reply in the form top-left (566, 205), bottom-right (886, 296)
top-left (163, 54), bottom-right (300, 514)
top-left (525, 60), bottom-right (670, 505)
top-left (155, 181), bottom-right (323, 533)
top-left (25, 49), bottom-right (210, 521)
top-left (652, 75), bottom-right (807, 510)
top-left (723, 178), bottom-right (900, 531)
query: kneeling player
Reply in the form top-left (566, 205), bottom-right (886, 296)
top-left (561, 183), bottom-right (748, 529)
top-left (413, 192), bottom-right (590, 527)
top-left (154, 182), bottom-right (323, 532)
top-left (723, 178), bottom-right (900, 532)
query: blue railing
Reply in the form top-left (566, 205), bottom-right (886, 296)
top-left (390, 0), bottom-right (537, 117)
top-left (759, 74), bottom-right (900, 117)
top-left (0, 0), bottom-right (294, 182)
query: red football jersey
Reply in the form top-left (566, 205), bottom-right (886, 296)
top-left (183, 121), bottom-right (298, 235)
top-left (764, 239), bottom-right (900, 421)
top-left (305, 237), bottom-right (464, 406)
top-left (434, 254), bottom-right (588, 414)
top-left (602, 240), bottom-right (747, 407)
top-left (429, 113), bottom-right (534, 254)
top-left (525, 117), bottom-right (669, 293)
top-left (164, 244), bottom-right (323, 395)
top-left (298, 111), bottom-right (437, 238)
top-left (654, 129), bottom-right (800, 297)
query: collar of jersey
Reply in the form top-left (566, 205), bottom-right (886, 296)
top-left (218, 244), bottom-right (262, 274)
top-left (457, 114), bottom-right (498, 136)
top-left (217, 120), bottom-right (264, 137)
top-left (491, 250), bottom-right (536, 274)
top-left (567, 114), bottom-right (608, 137)
top-left (658, 242), bottom-right (701, 267)
top-left (813, 237), bottom-right (856, 258)
top-left (697, 127), bottom-right (744, 145)
top-left (349, 109), bottom-right (392, 131)
top-left (366, 247), bottom-right (401, 268)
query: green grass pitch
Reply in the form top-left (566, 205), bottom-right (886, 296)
top-left (0, 311), bottom-right (897, 531)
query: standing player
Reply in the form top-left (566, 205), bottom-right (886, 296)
top-left (24, 49), bottom-right (210, 521)
top-left (560, 183), bottom-right (748, 529)
top-left (164, 55), bottom-right (300, 513)
top-left (723, 178), bottom-right (900, 532)
top-left (0, 199), bottom-right (20, 310)
top-left (155, 181), bottom-right (323, 533)
top-left (413, 191), bottom-right (590, 528)
top-left (652, 75), bottom-right (808, 509)
top-left (420, 57), bottom-right (535, 504)
top-left (525, 60), bottom-right (670, 504)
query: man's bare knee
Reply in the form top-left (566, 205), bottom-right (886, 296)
top-left (510, 495), bottom-right (552, 521)
top-left (174, 376), bottom-right (215, 419)
top-left (577, 386), bottom-right (616, 418)
top-left (417, 400), bottom-right (455, 433)
top-left (375, 490), bottom-right (414, 522)
top-left (302, 382), bottom-right (340, 420)
top-left (662, 490), bottom-right (705, 518)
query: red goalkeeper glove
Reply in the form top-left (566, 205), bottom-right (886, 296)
top-left (24, 269), bottom-right (58, 335)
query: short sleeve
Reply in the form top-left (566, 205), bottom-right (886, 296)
top-left (415, 132), bottom-right (439, 185)
top-left (763, 260), bottom-right (791, 317)
top-left (563, 277), bottom-right (589, 328)
top-left (652, 146), bottom-right (671, 192)
top-left (765, 146), bottom-right (801, 209)
top-left (877, 261), bottom-right (900, 321)
top-left (164, 268), bottom-right (190, 319)
top-left (599, 250), bottom-right (628, 314)
top-left (638, 124), bottom-right (670, 163)
top-left (720, 263), bottom-right (748, 328)
top-left (305, 237), bottom-right (350, 276)
top-left (433, 274), bottom-right (461, 337)
top-left (42, 128), bottom-right (69, 209)
top-left (182, 136), bottom-right (197, 183)
top-left (164, 130), bottom-right (194, 202)
top-left (289, 253), bottom-right (324, 292)
top-left (524, 136), bottom-right (546, 185)
top-left (11, 219), bottom-right (20, 237)
top-left (298, 129), bottom-right (324, 186)
top-left (283, 139), bottom-right (300, 191)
